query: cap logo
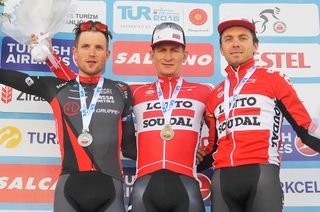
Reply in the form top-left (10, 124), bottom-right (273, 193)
top-left (172, 33), bottom-right (181, 39)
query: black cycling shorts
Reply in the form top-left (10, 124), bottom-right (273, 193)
top-left (211, 164), bottom-right (283, 212)
top-left (128, 169), bottom-right (205, 212)
top-left (54, 171), bottom-right (125, 212)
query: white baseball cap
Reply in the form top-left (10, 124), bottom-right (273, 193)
top-left (151, 22), bottom-right (186, 47)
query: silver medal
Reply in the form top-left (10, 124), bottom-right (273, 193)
top-left (160, 124), bottom-right (175, 141)
top-left (78, 131), bottom-right (93, 147)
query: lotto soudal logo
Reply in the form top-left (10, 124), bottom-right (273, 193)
top-left (0, 164), bottom-right (59, 203)
top-left (0, 126), bottom-right (22, 148)
top-left (1, 85), bottom-right (12, 104)
top-left (295, 137), bottom-right (318, 157)
top-left (197, 173), bottom-right (211, 200)
top-left (112, 41), bottom-right (214, 77)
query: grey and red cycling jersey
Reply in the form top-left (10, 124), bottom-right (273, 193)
top-left (46, 54), bottom-right (214, 179)
top-left (0, 68), bottom-right (136, 181)
top-left (204, 58), bottom-right (320, 169)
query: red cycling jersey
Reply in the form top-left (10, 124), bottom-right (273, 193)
top-left (47, 55), bottom-right (213, 179)
top-left (204, 58), bottom-right (314, 169)
top-left (131, 77), bottom-right (212, 178)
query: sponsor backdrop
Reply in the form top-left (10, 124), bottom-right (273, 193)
top-left (0, 0), bottom-right (319, 211)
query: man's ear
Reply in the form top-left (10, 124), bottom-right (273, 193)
top-left (72, 47), bottom-right (78, 64)
top-left (106, 50), bottom-right (110, 60)
top-left (253, 42), bottom-right (259, 55)
top-left (183, 50), bottom-right (188, 63)
top-left (150, 50), bottom-right (154, 61)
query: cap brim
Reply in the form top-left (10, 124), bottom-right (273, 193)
top-left (218, 19), bottom-right (255, 34)
top-left (151, 40), bottom-right (185, 48)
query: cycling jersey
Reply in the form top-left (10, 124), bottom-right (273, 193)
top-left (131, 77), bottom-right (213, 179)
top-left (0, 68), bottom-right (136, 179)
top-left (204, 58), bottom-right (320, 169)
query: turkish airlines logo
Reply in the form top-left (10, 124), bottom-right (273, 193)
top-left (112, 41), bottom-right (214, 77)
top-left (1, 85), bottom-right (13, 104)
top-left (0, 126), bottom-right (22, 148)
top-left (295, 136), bottom-right (318, 157)
top-left (197, 173), bottom-right (211, 200)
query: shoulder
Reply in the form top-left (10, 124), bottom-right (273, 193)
top-left (255, 67), bottom-right (292, 85)
top-left (130, 82), bottom-right (155, 97)
top-left (182, 80), bottom-right (214, 92)
top-left (105, 79), bottom-right (131, 99)
top-left (106, 79), bottom-right (130, 89)
top-left (207, 80), bottom-right (225, 102)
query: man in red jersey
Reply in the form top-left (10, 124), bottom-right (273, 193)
top-left (198, 16), bottom-right (320, 212)
top-left (127, 22), bottom-right (213, 212)
top-left (39, 22), bottom-right (214, 212)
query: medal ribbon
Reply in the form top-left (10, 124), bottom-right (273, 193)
top-left (156, 78), bottom-right (183, 125)
top-left (76, 76), bottom-right (104, 132)
top-left (224, 66), bottom-right (256, 120)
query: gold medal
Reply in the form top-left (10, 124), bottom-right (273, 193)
top-left (78, 131), bottom-right (93, 147)
top-left (160, 124), bottom-right (175, 141)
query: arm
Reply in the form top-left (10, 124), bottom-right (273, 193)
top-left (0, 68), bottom-right (50, 99)
top-left (272, 70), bottom-right (320, 152)
top-left (46, 53), bottom-right (77, 80)
top-left (119, 83), bottom-right (137, 160)
top-left (197, 93), bottom-right (218, 172)
top-left (31, 34), bottom-right (77, 80)
top-left (278, 101), bottom-right (320, 152)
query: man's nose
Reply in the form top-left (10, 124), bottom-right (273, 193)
top-left (163, 51), bottom-right (173, 60)
top-left (88, 47), bottom-right (96, 56)
top-left (231, 39), bottom-right (240, 47)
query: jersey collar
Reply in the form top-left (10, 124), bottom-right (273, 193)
top-left (78, 75), bottom-right (101, 84)
top-left (225, 58), bottom-right (255, 79)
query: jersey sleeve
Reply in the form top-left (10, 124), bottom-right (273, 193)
top-left (197, 91), bottom-right (218, 171)
top-left (0, 68), bottom-right (58, 101)
top-left (46, 53), bottom-right (77, 80)
top-left (118, 83), bottom-right (137, 160)
top-left (204, 91), bottom-right (218, 155)
top-left (271, 71), bottom-right (320, 152)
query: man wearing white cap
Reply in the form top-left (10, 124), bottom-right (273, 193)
top-left (198, 17), bottom-right (320, 212)
top-left (40, 22), bottom-right (213, 211)
top-left (127, 22), bottom-right (213, 212)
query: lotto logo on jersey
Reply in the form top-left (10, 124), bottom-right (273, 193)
top-left (0, 126), bottom-right (22, 148)
top-left (1, 85), bottom-right (13, 104)
top-left (112, 41), bottom-right (214, 77)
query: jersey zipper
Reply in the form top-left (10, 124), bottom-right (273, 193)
top-left (230, 69), bottom-right (239, 166)
top-left (162, 79), bottom-right (173, 168)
